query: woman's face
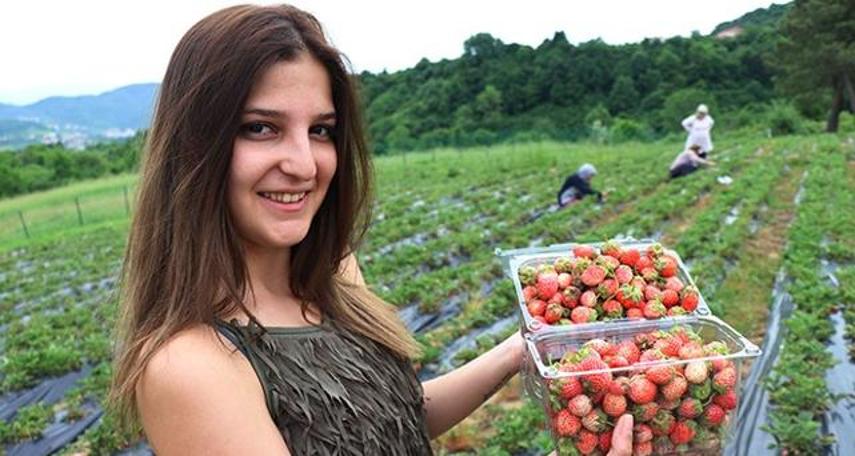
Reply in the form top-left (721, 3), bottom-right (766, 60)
top-left (228, 53), bottom-right (337, 250)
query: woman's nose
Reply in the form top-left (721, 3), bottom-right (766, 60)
top-left (277, 131), bottom-right (317, 180)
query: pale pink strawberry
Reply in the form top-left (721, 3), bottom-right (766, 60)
top-left (640, 267), bottom-right (659, 282)
top-left (713, 367), bottom-right (737, 393)
top-left (633, 423), bottom-right (654, 443)
top-left (644, 285), bottom-right (662, 301)
top-left (653, 336), bottom-right (683, 358)
top-left (678, 342), bottom-right (705, 360)
top-left (582, 409), bottom-right (609, 432)
top-left (523, 285), bottom-right (538, 301)
top-left (639, 349), bottom-right (666, 363)
top-left (615, 264), bottom-right (634, 284)
top-left (571, 306), bottom-right (598, 324)
top-left (626, 308), bottom-right (644, 319)
top-left (684, 361), bottom-right (710, 384)
top-left (601, 240), bottom-right (623, 258)
top-left (597, 254), bottom-right (621, 271)
top-left (643, 300), bottom-right (666, 319)
top-left (632, 402), bottom-right (660, 422)
top-left (536, 270), bottom-right (559, 299)
top-left (580, 290), bottom-right (598, 307)
top-left (661, 376), bottom-right (688, 401)
top-left (573, 245), bottom-right (597, 259)
top-left (615, 340), bottom-right (641, 364)
top-left (581, 265), bottom-right (607, 286)
top-left (567, 394), bottom-right (593, 417)
top-left (557, 272), bottom-right (572, 289)
top-left (584, 338), bottom-right (615, 357)
top-left (603, 299), bottom-right (623, 318)
top-left (604, 355), bottom-right (629, 369)
top-left (664, 276), bottom-right (684, 292)
top-left (628, 376), bottom-right (657, 404)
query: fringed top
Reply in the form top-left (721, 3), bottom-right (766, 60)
top-left (214, 318), bottom-right (433, 455)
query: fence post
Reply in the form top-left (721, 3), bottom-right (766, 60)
top-left (123, 186), bottom-right (130, 215)
top-left (17, 210), bottom-right (29, 239)
top-left (75, 197), bottom-right (84, 225)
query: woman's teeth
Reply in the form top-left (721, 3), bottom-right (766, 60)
top-left (260, 191), bottom-right (306, 203)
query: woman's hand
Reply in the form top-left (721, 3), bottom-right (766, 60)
top-left (547, 414), bottom-right (633, 456)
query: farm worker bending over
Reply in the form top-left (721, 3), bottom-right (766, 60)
top-left (682, 104), bottom-right (714, 157)
top-left (670, 144), bottom-right (716, 179)
top-left (557, 163), bottom-right (603, 208)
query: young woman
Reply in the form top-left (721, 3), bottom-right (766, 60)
top-left (109, 4), bottom-right (632, 455)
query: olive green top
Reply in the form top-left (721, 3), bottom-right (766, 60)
top-left (214, 318), bottom-right (433, 455)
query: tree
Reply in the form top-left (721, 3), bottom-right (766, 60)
top-left (608, 75), bottom-right (639, 115)
top-left (775, 0), bottom-right (855, 132)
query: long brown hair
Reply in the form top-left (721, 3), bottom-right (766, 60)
top-left (110, 3), bottom-right (419, 429)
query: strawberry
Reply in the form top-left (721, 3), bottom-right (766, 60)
top-left (562, 286), bottom-right (581, 307)
top-left (645, 365), bottom-right (675, 385)
top-left (548, 292), bottom-right (564, 307)
top-left (554, 256), bottom-right (573, 273)
top-left (678, 342), bottom-right (705, 360)
top-left (532, 315), bottom-right (547, 325)
top-left (576, 430), bottom-right (599, 455)
top-left (584, 338), bottom-right (616, 357)
top-left (684, 361), bottom-right (709, 384)
top-left (653, 436), bottom-right (676, 454)
top-left (689, 379), bottom-right (712, 401)
top-left (522, 285), bottom-right (538, 301)
top-left (615, 264), bottom-right (634, 284)
top-left (635, 255), bottom-right (654, 273)
top-left (628, 376), bottom-right (657, 404)
top-left (602, 240), bottom-right (622, 258)
top-left (597, 278), bottom-right (619, 299)
top-left (573, 257), bottom-right (592, 275)
top-left (571, 306), bottom-right (598, 324)
top-left (626, 308), bottom-right (644, 319)
top-left (518, 265), bottom-right (537, 285)
top-left (713, 367), bottom-right (737, 393)
top-left (669, 420), bottom-right (696, 445)
top-left (603, 393), bottom-right (627, 417)
top-left (643, 285), bottom-right (662, 301)
top-left (580, 290), bottom-right (598, 307)
top-left (568, 394), bottom-right (593, 417)
top-left (554, 409), bottom-right (582, 437)
top-left (664, 276), bottom-right (684, 292)
top-left (544, 303), bottom-right (565, 324)
top-left (633, 423), bottom-right (654, 443)
top-left (632, 402), bottom-right (660, 422)
top-left (661, 376), bottom-right (688, 401)
top-left (712, 389), bottom-right (737, 410)
top-left (557, 272), bottom-right (572, 289)
top-left (668, 306), bottom-right (688, 317)
top-left (701, 404), bottom-right (726, 427)
top-left (526, 299), bottom-right (547, 317)
top-left (661, 289), bottom-right (679, 307)
top-left (615, 340), bottom-right (641, 364)
top-left (680, 286), bottom-right (700, 312)
top-left (651, 409), bottom-right (676, 436)
top-left (581, 265), bottom-right (606, 287)
top-left (703, 341), bottom-right (730, 357)
top-left (617, 284), bottom-right (644, 308)
top-left (646, 243), bottom-right (664, 259)
top-left (711, 357), bottom-right (734, 372)
top-left (633, 441), bottom-right (654, 456)
top-left (597, 254), bottom-right (621, 271)
top-left (659, 397), bottom-right (682, 411)
top-left (639, 349), bottom-right (666, 363)
top-left (599, 430), bottom-right (613, 452)
top-left (559, 377), bottom-right (584, 400)
top-left (643, 300), bottom-right (666, 319)
top-left (653, 336), bottom-right (683, 358)
top-left (573, 245), bottom-right (597, 259)
top-left (640, 267), bottom-right (659, 282)
top-left (678, 398), bottom-right (703, 418)
top-left (579, 357), bottom-right (613, 393)
top-left (582, 409), bottom-right (609, 432)
top-left (536, 270), bottom-right (559, 299)
top-left (619, 248), bottom-right (641, 267)
top-left (603, 299), bottom-right (623, 318)
top-left (656, 256), bottom-right (678, 278)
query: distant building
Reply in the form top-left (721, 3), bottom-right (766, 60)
top-left (715, 26), bottom-right (743, 39)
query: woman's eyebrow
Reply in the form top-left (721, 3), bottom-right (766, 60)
top-left (242, 108), bottom-right (336, 122)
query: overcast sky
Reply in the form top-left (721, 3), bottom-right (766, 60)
top-left (0, 0), bottom-right (781, 105)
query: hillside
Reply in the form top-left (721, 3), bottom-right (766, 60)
top-left (711, 2), bottom-right (792, 36)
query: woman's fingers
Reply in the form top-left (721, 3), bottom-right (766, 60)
top-left (607, 414), bottom-right (634, 456)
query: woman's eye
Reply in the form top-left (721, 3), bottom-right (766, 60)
top-left (310, 124), bottom-right (335, 140)
top-left (240, 122), bottom-right (275, 137)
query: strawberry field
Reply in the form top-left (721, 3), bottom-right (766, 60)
top-left (0, 135), bottom-right (853, 455)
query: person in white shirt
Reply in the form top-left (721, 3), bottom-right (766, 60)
top-left (682, 104), bottom-right (714, 157)
top-left (670, 144), bottom-right (716, 179)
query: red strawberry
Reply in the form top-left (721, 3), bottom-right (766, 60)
top-left (554, 409), bottom-right (582, 437)
top-left (579, 357), bottom-right (613, 393)
top-left (582, 409), bottom-right (609, 432)
top-left (615, 340), bottom-right (641, 364)
top-left (680, 286), bottom-right (699, 311)
top-left (639, 349), bottom-right (666, 363)
top-left (661, 289), bottom-right (679, 307)
top-left (643, 300), bottom-right (666, 319)
top-left (653, 336), bottom-right (683, 358)
top-left (544, 303), bottom-right (565, 324)
top-left (603, 393), bottom-right (627, 417)
top-left (603, 299), bottom-right (623, 318)
top-left (635, 255), bottom-right (654, 273)
top-left (702, 404), bottom-right (726, 427)
top-left (713, 367), bottom-right (737, 393)
top-left (599, 430), bottom-right (613, 452)
top-left (617, 284), bottom-right (644, 308)
top-left (632, 402), bottom-right (660, 422)
top-left (645, 365), bottom-right (675, 385)
top-left (711, 357), bottom-right (734, 372)
top-left (643, 285), bottom-right (662, 301)
top-left (537, 270), bottom-right (559, 299)
top-left (656, 256), bottom-right (678, 278)
top-left (573, 245), bottom-right (597, 259)
top-left (597, 279), bottom-right (619, 299)
top-left (559, 377), bottom-right (584, 400)
top-left (571, 306), bottom-right (598, 323)
top-left (581, 265), bottom-right (606, 286)
top-left (633, 441), bottom-right (653, 456)
top-left (523, 285), bottom-right (538, 301)
top-left (548, 292), bottom-right (564, 307)
top-left (619, 248), bottom-right (641, 267)
top-left (557, 272), bottom-right (572, 289)
top-left (526, 299), bottom-right (547, 317)
top-left (576, 430), bottom-right (599, 455)
top-left (562, 286), bottom-right (581, 307)
top-left (661, 376), bottom-right (688, 401)
top-left (580, 290), bottom-right (598, 308)
top-left (602, 240), bottom-right (622, 258)
top-left (615, 264), bottom-right (633, 284)
top-left (626, 308), bottom-right (644, 319)
top-left (633, 423), bottom-right (654, 443)
top-left (568, 394), bottom-right (593, 417)
top-left (678, 398), bottom-right (703, 418)
top-left (628, 376), bottom-right (657, 404)
top-left (713, 389), bottom-right (738, 410)
top-left (669, 420), bottom-right (696, 445)
top-left (684, 361), bottom-right (709, 384)
top-left (651, 409), bottom-right (676, 436)
top-left (597, 254), bottom-right (621, 271)
top-left (665, 276), bottom-right (684, 292)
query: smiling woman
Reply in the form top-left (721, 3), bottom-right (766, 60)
top-left (106, 4), bottom-right (631, 456)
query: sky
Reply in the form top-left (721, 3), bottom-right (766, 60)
top-left (0, 0), bottom-right (782, 105)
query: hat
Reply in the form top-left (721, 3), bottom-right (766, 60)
top-left (578, 163), bottom-right (597, 179)
top-left (697, 104), bottom-right (709, 114)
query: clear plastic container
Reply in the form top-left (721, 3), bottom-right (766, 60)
top-left (523, 316), bottom-right (761, 455)
top-left (495, 239), bottom-right (711, 335)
